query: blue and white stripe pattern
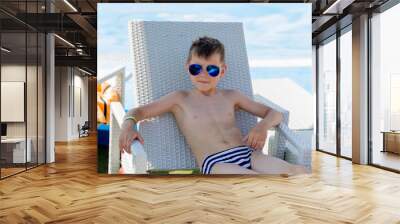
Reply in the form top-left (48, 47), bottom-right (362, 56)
top-left (201, 145), bottom-right (253, 174)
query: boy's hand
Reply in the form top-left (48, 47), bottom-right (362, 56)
top-left (119, 122), bottom-right (144, 154)
top-left (242, 123), bottom-right (268, 150)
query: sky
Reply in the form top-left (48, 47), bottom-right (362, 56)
top-left (97, 3), bottom-right (312, 92)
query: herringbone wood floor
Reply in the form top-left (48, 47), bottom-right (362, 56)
top-left (1, 135), bottom-right (400, 224)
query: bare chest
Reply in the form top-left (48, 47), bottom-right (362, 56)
top-left (175, 96), bottom-right (236, 127)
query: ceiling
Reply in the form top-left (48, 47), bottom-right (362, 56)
top-left (1, 0), bottom-right (97, 74)
top-left (0, 0), bottom-right (394, 75)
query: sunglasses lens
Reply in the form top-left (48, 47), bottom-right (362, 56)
top-left (189, 64), bottom-right (202, 76)
top-left (207, 65), bottom-right (220, 77)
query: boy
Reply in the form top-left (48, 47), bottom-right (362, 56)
top-left (119, 36), bottom-right (308, 175)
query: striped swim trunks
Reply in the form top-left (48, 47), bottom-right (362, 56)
top-left (201, 145), bottom-right (253, 174)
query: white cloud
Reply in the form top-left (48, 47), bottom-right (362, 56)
top-left (243, 13), bottom-right (308, 33)
top-left (151, 12), bottom-right (310, 56)
top-left (98, 52), bottom-right (130, 80)
top-left (98, 4), bottom-right (311, 74)
top-left (249, 58), bottom-right (311, 68)
top-left (243, 13), bottom-right (309, 47)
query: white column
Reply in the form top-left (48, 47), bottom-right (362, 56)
top-left (312, 45), bottom-right (317, 150)
top-left (46, 33), bottom-right (55, 163)
top-left (352, 14), bottom-right (369, 164)
top-left (45, 0), bottom-right (55, 163)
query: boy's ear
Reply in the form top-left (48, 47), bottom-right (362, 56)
top-left (220, 64), bottom-right (227, 77)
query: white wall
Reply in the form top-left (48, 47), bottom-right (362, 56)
top-left (1, 63), bottom-right (46, 164)
top-left (252, 78), bottom-right (314, 130)
top-left (1, 65), bottom-right (27, 140)
top-left (54, 67), bottom-right (89, 141)
top-left (71, 72), bottom-right (89, 138)
top-left (54, 67), bottom-right (69, 141)
top-left (1, 65), bottom-right (40, 137)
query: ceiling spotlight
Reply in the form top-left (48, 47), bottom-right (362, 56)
top-left (76, 48), bottom-right (85, 55)
top-left (322, 0), bottom-right (355, 15)
top-left (63, 0), bottom-right (78, 12)
top-left (1, 47), bottom-right (11, 53)
top-left (78, 67), bottom-right (92, 76)
top-left (54, 34), bottom-right (75, 48)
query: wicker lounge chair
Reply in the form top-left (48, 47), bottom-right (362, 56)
top-left (108, 21), bottom-right (312, 174)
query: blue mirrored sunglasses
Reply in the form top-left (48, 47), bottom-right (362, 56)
top-left (188, 64), bottom-right (220, 77)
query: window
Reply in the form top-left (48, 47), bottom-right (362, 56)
top-left (0, 1), bottom-right (47, 179)
top-left (370, 3), bottom-right (400, 171)
top-left (317, 36), bottom-right (337, 154)
top-left (340, 28), bottom-right (352, 158)
top-left (390, 74), bottom-right (400, 130)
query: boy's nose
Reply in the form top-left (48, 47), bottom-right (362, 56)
top-left (198, 69), bottom-right (208, 77)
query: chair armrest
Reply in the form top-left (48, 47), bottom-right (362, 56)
top-left (108, 102), bottom-right (148, 174)
top-left (253, 94), bottom-right (303, 153)
top-left (277, 120), bottom-right (312, 169)
top-left (253, 94), bottom-right (289, 159)
top-left (277, 123), bottom-right (303, 155)
top-left (253, 94), bottom-right (311, 168)
top-left (108, 103), bottom-right (124, 174)
top-left (121, 140), bottom-right (148, 174)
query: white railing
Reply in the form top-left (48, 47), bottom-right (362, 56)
top-left (254, 95), bottom-right (312, 168)
top-left (108, 102), bottom-right (147, 174)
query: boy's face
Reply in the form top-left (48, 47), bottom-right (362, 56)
top-left (186, 53), bottom-right (227, 92)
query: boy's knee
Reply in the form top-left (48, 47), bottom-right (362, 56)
top-left (210, 163), bottom-right (225, 174)
top-left (210, 163), bottom-right (258, 174)
top-left (210, 163), bottom-right (240, 174)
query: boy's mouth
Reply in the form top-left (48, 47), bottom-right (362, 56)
top-left (197, 80), bottom-right (209, 84)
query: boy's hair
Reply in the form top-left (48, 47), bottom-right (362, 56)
top-left (186, 36), bottom-right (225, 63)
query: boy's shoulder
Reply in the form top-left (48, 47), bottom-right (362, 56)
top-left (168, 90), bottom-right (189, 99)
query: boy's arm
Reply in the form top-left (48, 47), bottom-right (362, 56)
top-left (119, 91), bottom-right (184, 152)
top-left (231, 90), bottom-right (283, 150)
top-left (232, 90), bottom-right (283, 129)
top-left (122, 90), bottom-right (184, 128)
